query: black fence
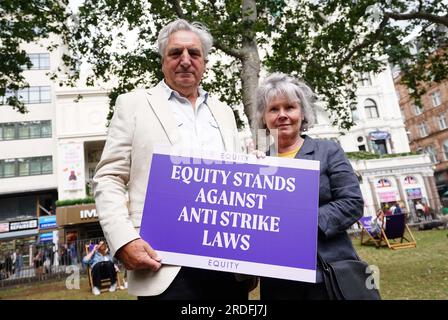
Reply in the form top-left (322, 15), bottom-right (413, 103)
top-left (0, 237), bottom-right (114, 288)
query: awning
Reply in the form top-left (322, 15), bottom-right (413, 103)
top-left (0, 229), bottom-right (38, 241)
top-left (369, 131), bottom-right (390, 141)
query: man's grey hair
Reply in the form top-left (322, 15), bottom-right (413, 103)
top-left (256, 72), bottom-right (316, 133)
top-left (157, 19), bottom-right (213, 60)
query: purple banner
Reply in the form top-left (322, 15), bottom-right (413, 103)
top-left (140, 147), bottom-right (320, 282)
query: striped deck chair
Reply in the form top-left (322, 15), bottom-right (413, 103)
top-left (379, 213), bottom-right (417, 250)
top-left (358, 216), bottom-right (382, 247)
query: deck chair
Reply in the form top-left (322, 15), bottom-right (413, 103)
top-left (358, 216), bottom-right (382, 247)
top-left (84, 244), bottom-right (123, 292)
top-left (379, 213), bottom-right (417, 250)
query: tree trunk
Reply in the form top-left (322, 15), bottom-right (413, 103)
top-left (241, 0), bottom-right (260, 130)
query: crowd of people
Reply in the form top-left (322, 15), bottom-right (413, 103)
top-left (0, 249), bottom-right (23, 279)
top-left (0, 240), bottom-right (109, 281)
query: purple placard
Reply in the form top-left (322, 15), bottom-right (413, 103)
top-left (359, 216), bottom-right (373, 232)
top-left (140, 146), bottom-right (320, 282)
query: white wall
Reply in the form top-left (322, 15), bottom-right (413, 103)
top-left (56, 89), bottom-right (110, 139)
top-left (308, 64), bottom-right (410, 154)
top-left (0, 175), bottom-right (57, 195)
top-left (55, 88), bottom-right (110, 200)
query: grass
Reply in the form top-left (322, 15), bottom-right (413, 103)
top-left (354, 228), bottom-right (448, 300)
top-left (0, 276), bottom-right (136, 300)
top-left (1, 229), bottom-right (446, 300)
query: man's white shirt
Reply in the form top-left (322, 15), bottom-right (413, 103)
top-left (160, 80), bottom-right (225, 152)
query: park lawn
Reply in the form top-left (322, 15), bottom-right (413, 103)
top-left (354, 228), bottom-right (448, 300)
top-left (0, 276), bottom-right (136, 300)
top-left (1, 229), bottom-right (446, 300)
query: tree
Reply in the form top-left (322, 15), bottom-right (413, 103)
top-left (264, 0), bottom-right (448, 129)
top-left (3, 0), bottom-right (448, 131)
top-left (0, 0), bottom-right (70, 113)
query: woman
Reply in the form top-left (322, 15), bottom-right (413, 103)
top-left (371, 209), bottom-right (385, 238)
top-left (256, 72), bottom-right (365, 300)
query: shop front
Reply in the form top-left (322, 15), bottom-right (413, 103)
top-left (56, 203), bottom-right (103, 245)
top-left (0, 218), bottom-right (39, 267)
top-left (375, 177), bottom-right (400, 211)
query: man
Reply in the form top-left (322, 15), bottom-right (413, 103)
top-left (82, 241), bottom-right (118, 295)
top-left (93, 19), bottom-right (248, 299)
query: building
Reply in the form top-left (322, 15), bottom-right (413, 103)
top-left (0, 39), bottom-right (59, 256)
top-left (0, 38), bottom-right (110, 254)
top-left (308, 64), bottom-right (440, 217)
top-left (54, 85), bottom-right (109, 244)
top-left (395, 74), bottom-right (448, 199)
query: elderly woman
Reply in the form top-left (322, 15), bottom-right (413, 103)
top-left (256, 72), bottom-right (366, 300)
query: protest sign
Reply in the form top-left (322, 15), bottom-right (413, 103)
top-left (140, 146), bottom-right (319, 282)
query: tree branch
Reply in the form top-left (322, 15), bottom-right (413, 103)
top-left (337, 17), bottom-right (389, 68)
top-left (213, 41), bottom-right (244, 59)
top-left (385, 11), bottom-right (448, 27)
top-left (168, 0), bottom-right (243, 59)
top-left (207, 1), bottom-right (244, 59)
top-left (166, 0), bottom-right (186, 19)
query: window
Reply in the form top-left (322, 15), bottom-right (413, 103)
top-left (372, 139), bottom-right (388, 155)
top-left (40, 87), bottom-right (51, 103)
top-left (0, 156), bottom-right (53, 178)
top-left (29, 123), bottom-right (41, 138)
top-left (431, 91), bottom-right (442, 107)
top-left (418, 122), bottom-right (429, 137)
top-left (426, 145), bottom-right (437, 163)
top-left (404, 176), bottom-right (417, 184)
top-left (377, 178), bottom-right (391, 188)
top-left (0, 121), bottom-right (51, 140)
top-left (358, 72), bottom-right (372, 87)
top-left (0, 89), bottom-right (14, 105)
top-left (364, 99), bottom-right (379, 119)
top-left (350, 103), bottom-right (359, 121)
top-left (412, 104), bottom-right (423, 115)
top-left (28, 87), bottom-right (41, 103)
top-left (41, 157), bottom-right (52, 174)
top-left (439, 114), bottom-right (447, 130)
top-left (26, 53), bottom-right (50, 70)
top-left (2, 160), bottom-right (16, 178)
top-left (443, 140), bottom-right (448, 160)
top-left (18, 159), bottom-right (29, 176)
top-left (40, 122), bottom-right (52, 137)
top-left (18, 123), bottom-right (30, 139)
top-left (29, 159), bottom-right (42, 175)
top-left (4, 86), bottom-right (51, 104)
top-left (3, 123), bottom-right (15, 140)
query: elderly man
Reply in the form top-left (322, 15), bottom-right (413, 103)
top-left (93, 19), bottom-right (248, 300)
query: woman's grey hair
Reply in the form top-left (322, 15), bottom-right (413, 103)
top-left (157, 19), bottom-right (213, 60)
top-left (256, 72), bottom-right (316, 133)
